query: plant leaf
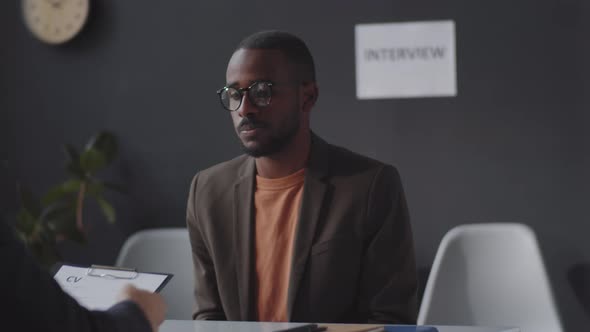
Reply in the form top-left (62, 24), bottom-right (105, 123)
top-left (80, 148), bottom-right (106, 174)
top-left (62, 178), bottom-right (82, 192)
top-left (63, 143), bottom-right (79, 163)
top-left (61, 225), bottom-right (87, 244)
top-left (43, 201), bottom-right (86, 244)
top-left (63, 144), bottom-right (84, 178)
top-left (16, 208), bottom-right (38, 235)
top-left (85, 131), bottom-right (118, 164)
top-left (42, 186), bottom-right (66, 206)
top-left (42, 179), bottom-right (81, 205)
top-left (47, 211), bottom-right (86, 245)
top-left (86, 180), bottom-right (104, 197)
top-left (17, 184), bottom-right (41, 218)
top-left (96, 196), bottom-right (116, 223)
top-left (42, 201), bottom-right (76, 228)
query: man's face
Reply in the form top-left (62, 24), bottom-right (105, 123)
top-left (225, 48), bottom-right (302, 157)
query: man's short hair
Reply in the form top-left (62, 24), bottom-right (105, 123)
top-left (236, 30), bottom-right (316, 82)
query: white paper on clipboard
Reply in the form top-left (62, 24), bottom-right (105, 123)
top-left (54, 264), bottom-right (172, 310)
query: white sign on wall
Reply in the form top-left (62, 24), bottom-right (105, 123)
top-left (355, 20), bottom-right (457, 99)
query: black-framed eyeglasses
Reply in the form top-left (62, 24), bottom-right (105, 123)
top-left (216, 81), bottom-right (274, 112)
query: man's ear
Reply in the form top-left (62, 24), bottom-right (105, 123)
top-left (301, 82), bottom-right (319, 113)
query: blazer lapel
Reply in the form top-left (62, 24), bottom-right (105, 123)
top-left (233, 157), bottom-right (257, 320)
top-left (286, 134), bottom-right (330, 320)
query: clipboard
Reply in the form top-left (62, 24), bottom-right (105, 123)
top-left (52, 262), bottom-right (173, 310)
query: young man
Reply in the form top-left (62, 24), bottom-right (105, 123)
top-left (186, 30), bottom-right (417, 324)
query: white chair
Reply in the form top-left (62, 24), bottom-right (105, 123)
top-left (417, 223), bottom-right (563, 332)
top-left (116, 228), bottom-right (195, 319)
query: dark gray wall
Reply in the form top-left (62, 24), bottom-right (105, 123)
top-left (2, 0), bottom-right (589, 330)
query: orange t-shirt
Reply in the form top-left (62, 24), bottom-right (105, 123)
top-left (254, 168), bottom-right (305, 322)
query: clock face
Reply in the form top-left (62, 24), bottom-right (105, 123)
top-left (22, 0), bottom-right (90, 45)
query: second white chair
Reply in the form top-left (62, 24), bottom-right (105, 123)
top-left (417, 223), bottom-right (563, 332)
top-left (116, 228), bottom-right (196, 320)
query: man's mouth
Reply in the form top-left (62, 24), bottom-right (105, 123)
top-left (240, 127), bottom-right (264, 138)
top-left (240, 124), bottom-right (260, 132)
top-left (238, 120), bottom-right (266, 132)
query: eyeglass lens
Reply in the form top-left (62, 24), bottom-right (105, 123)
top-left (220, 81), bottom-right (272, 111)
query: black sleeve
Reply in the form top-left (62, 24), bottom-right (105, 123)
top-left (1, 220), bottom-right (153, 332)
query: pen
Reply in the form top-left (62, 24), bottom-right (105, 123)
top-left (273, 323), bottom-right (326, 332)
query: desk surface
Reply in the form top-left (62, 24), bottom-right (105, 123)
top-left (160, 320), bottom-right (519, 332)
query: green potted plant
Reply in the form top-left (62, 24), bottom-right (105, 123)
top-left (14, 131), bottom-right (122, 269)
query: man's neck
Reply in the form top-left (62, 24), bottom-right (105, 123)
top-left (255, 131), bottom-right (311, 179)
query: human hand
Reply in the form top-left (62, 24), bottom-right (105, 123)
top-left (117, 284), bottom-right (167, 332)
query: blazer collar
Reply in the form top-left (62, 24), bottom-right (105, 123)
top-left (233, 157), bottom-right (256, 320)
top-left (286, 132), bottom-right (330, 320)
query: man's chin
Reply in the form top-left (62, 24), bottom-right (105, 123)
top-left (238, 129), bottom-right (297, 157)
top-left (241, 142), bottom-right (268, 157)
top-left (240, 139), bottom-right (283, 158)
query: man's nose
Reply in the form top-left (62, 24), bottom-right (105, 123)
top-left (236, 94), bottom-right (259, 118)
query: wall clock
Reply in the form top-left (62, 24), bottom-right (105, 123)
top-left (22, 0), bottom-right (90, 45)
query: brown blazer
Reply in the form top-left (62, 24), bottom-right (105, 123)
top-left (186, 133), bottom-right (417, 323)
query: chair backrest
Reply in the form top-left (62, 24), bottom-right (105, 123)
top-left (417, 223), bottom-right (563, 332)
top-left (116, 228), bottom-right (195, 319)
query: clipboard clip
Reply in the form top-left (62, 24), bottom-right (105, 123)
top-left (86, 264), bottom-right (139, 280)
